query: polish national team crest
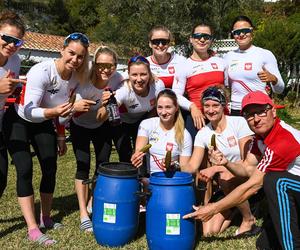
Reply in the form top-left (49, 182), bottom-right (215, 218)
top-left (150, 98), bottom-right (156, 106)
top-left (166, 142), bottom-right (173, 151)
top-left (168, 66), bottom-right (175, 74)
top-left (211, 63), bottom-right (218, 69)
top-left (244, 63), bottom-right (252, 70)
top-left (227, 136), bottom-right (237, 147)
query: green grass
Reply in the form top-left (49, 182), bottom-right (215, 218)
top-left (2, 104), bottom-right (300, 249)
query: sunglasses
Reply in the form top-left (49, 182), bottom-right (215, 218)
top-left (128, 55), bottom-right (150, 66)
top-left (243, 106), bottom-right (271, 121)
top-left (191, 33), bottom-right (213, 41)
top-left (202, 88), bottom-right (226, 105)
top-left (64, 32), bottom-right (90, 46)
top-left (95, 62), bottom-right (116, 71)
top-left (231, 28), bottom-right (253, 36)
top-left (150, 39), bottom-right (170, 46)
top-left (0, 33), bottom-right (24, 47)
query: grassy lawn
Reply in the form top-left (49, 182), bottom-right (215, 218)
top-left (0, 106), bottom-right (299, 249)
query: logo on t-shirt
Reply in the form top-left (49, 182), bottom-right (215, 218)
top-left (129, 103), bottom-right (139, 109)
top-left (211, 63), bottom-right (218, 69)
top-left (166, 142), bottom-right (173, 151)
top-left (244, 63), bottom-right (252, 71)
top-left (227, 136), bottom-right (237, 147)
top-left (47, 88), bottom-right (59, 95)
top-left (168, 66), bottom-right (175, 74)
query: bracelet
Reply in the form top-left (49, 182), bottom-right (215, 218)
top-left (57, 136), bottom-right (66, 141)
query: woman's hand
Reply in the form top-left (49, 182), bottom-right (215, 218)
top-left (96, 105), bottom-right (108, 122)
top-left (0, 70), bottom-right (26, 94)
top-left (73, 99), bottom-right (96, 112)
top-left (190, 103), bottom-right (205, 129)
top-left (101, 90), bottom-right (113, 106)
top-left (57, 137), bottom-right (67, 156)
top-left (198, 167), bottom-right (217, 182)
top-left (45, 102), bottom-right (73, 119)
top-left (131, 151), bottom-right (145, 168)
top-left (208, 147), bottom-right (228, 166)
top-left (257, 65), bottom-right (277, 84)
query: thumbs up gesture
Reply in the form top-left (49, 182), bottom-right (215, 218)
top-left (0, 70), bottom-right (26, 94)
top-left (257, 65), bottom-right (277, 84)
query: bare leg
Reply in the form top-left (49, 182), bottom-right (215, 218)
top-left (18, 195), bottom-right (39, 230)
top-left (75, 179), bottom-right (89, 219)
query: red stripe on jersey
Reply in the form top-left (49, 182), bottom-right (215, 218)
top-left (159, 75), bottom-right (174, 88)
top-left (186, 71), bottom-right (224, 109)
top-left (230, 78), bottom-right (253, 93)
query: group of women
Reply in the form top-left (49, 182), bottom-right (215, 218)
top-left (0, 9), bottom-right (285, 246)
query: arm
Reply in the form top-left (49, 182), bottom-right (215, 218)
top-left (183, 168), bottom-right (265, 221)
top-left (181, 146), bottom-right (205, 173)
top-left (238, 135), bottom-right (253, 160)
top-left (131, 136), bottom-right (148, 168)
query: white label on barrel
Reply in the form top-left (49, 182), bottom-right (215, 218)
top-left (166, 214), bottom-right (180, 235)
top-left (103, 203), bottom-right (116, 223)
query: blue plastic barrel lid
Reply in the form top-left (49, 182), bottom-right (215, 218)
top-left (98, 162), bottom-right (138, 177)
top-left (149, 171), bottom-right (193, 185)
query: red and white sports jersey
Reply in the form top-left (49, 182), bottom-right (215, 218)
top-left (173, 56), bottom-right (225, 109)
top-left (147, 53), bottom-right (186, 88)
top-left (0, 54), bottom-right (21, 131)
top-left (115, 79), bottom-right (165, 124)
top-left (224, 46), bottom-right (285, 110)
top-left (138, 117), bottom-right (192, 173)
top-left (251, 118), bottom-right (300, 176)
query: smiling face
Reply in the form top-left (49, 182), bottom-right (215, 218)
top-left (232, 20), bottom-right (253, 50)
top-left (0, 24), bottom-right (23, 58)
top-left (95, 53), bottom-right (116, 82)
top-left (149, 29), bottom-right (170, 58)
top-left (128, 63), bottom-right (150, 96)
top-left (243, 104), bottom-right (276, 138)
top-left (60, 41), bottom-right (87, 72)
top-left (190, 25), bottom-right (213, 54)
top-left (157, 95), bottom-right (178, 125)
top-left (203, 99), bottom-right (224, 123)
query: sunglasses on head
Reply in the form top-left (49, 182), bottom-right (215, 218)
top-left (95, 62), bottom-right (116, 71)
top-left (191, 33), bottom-right (213, 41)
top-left (64, 32), bottom-right (90, 46)
top-left (0, 33), bottom-right (24, 47)
top-left (150, 39), bottom-right (170, 46)
top-left (128, 55), bottom-right (150, 66)
top-left (231, 28), bottom-right (253, 36)
top-left (202, 87), bottom-right (226, 105)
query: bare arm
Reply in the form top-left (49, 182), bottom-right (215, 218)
top-left (181, 146), bottom-right (205, 173)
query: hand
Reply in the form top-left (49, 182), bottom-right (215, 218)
top-left (190, 103), bottom-right (205, 130)
top-left (208, 147), bottom-right (228, 166)
top-left (182, 203), bottom-right (217, 221)
top-left (131, 151), bottom-right (145, 168)
top-left (55, 102), bottom-right (73, 117)
top-left (198, 167), bottom-right (217, 182)
top-left (73, 99), bottom-right (96, 112)
top-left (101, 90), bottom-right (113, 106)
top-left (257, 65), bottom-right (277, 84)
top-left (57, 138), bottom-right (67, 156)
top-left (0, 70), bottom-right (26, 95)
top-left (96, 106), bottom-right (108, 122)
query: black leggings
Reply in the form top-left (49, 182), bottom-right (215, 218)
top-left (3, 106), bottom-right (57, 197)
top-left (70, 120), bottom-right (112, 180)
top-left (0, 132), bottom-right (8, 197)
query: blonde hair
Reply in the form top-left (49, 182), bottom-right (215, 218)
top-left (148, 25), bottom-right (173, 42)
top-left (157, 89), bottom-right (185, 149)
top-left (90, 46), bottom-right (118, 85)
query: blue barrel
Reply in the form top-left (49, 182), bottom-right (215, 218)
top-left (146, 172), bottom-right (196, 250)
top-left (92, 162), bottom-right (140, 247)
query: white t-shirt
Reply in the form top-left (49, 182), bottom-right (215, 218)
top-left (115, 79), bottom-right (165, 124)
top-left (72, 72), bottom-right (123, 129)
top-left (147, 52), bottom-right (186, 88)
top-left (16, 60), bottom-right (80, 123)
top-left (0, 54), bottom-right (21, 131)
top-left (138, 117), bottom-right (192, 173)
top-left (194, 116), bottom-right (253, 162)
top-left (224, 45), bottom-right (285, 110)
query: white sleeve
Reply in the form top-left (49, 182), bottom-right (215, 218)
top-left (172, 66), bottom-right (192, 110)
top-left (235, 117), bottom-right (254, 139)
top-left (154, 79), bottom-right (165, 96)
top-left (193, 128), bottom-right (208, 148)
top-left (23, 65), bottom-right (48, 122)
top-left (180, 130), bottom-right (193, 156)
top-left (114, 84), bottom-right (128, 106)
top-left (263, 50), bottom-right (285, 94)
top-left (137, 119), bottom-right (150, 137)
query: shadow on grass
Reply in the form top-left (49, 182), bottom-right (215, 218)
top-left (0, 222), bottom-right (26, 238)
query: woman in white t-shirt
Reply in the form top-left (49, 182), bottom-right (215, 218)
top-left (0, 10), bottom-right (26, 198)
top-left (131, 88), bottom-right (192, 174)
top-left (3, 32), bottom-right (90, 245)
top-left (101, 55), bottom-right (165, 159)
top-left (182, 86), bottom-right (257, 236)
top-left (146, 25), bottom-right (186, 89)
